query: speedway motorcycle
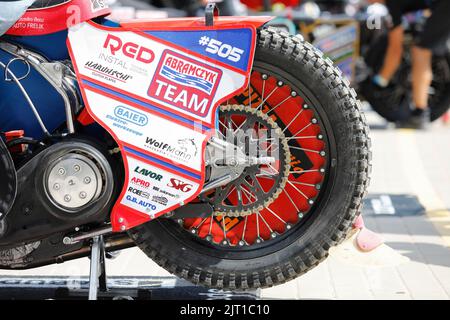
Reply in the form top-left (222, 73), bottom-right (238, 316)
top-left (0, 0), bottom-right (370, 292)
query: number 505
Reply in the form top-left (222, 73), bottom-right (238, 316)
top-left (205, 39), bottom-right (244, 63)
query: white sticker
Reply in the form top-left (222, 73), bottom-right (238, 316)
top-left (90, 0), bottom-right (107, 12)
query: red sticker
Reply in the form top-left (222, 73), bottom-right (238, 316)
top-left (148, 50), bottom-right (222, 118)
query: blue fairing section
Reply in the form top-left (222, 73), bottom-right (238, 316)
top-left (146, 29), bottom-right (253, 72)
top-left (0, 30), bottom-right (70, 139)
top-left (0, 48), bottom-right (66, 140)
top-left (0, 19), bottom-right (119, 141)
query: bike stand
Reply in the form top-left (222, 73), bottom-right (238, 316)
top-left (79, 235), bottom-right (257, 300)
top-left (88, 236), bottom-right (107, 300)
top-left (86, 236), bottom-right (152, 300)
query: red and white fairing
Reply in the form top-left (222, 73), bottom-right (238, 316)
top-left (67, 17), bottom-right (271, 231)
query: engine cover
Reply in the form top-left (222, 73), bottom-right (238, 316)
top-left (0, 138), bottom-right (117, 247)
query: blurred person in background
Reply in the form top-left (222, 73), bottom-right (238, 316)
top-left (144, 0), bottom-right (246, 16)
top-left (368, 0), bottom-right (450, 129)
top-left (241, 0), bottom-right (300, 11)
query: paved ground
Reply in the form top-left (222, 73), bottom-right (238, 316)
top-left (1, 107), bottom-right (450, 300)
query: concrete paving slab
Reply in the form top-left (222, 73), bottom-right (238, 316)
top-left (296, 260), bottom-right (335, 300)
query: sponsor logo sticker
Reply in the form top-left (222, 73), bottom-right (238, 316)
top-left (134, 166), bottom-right (164, 181)
top-left (84, 61), bottom-right (133, 83)
top-left (104, 34), bottom-right (155, 64)
top-left (152, 196), bottom-right (168, 206)
top-left (167, 178), bottom-right (193, 193)
top-left (144, 138), bottom-right (198, 163)
top-left (114, 106), bottom-right (148, 127)
top-left (90, 0), bottom-right (107, 12)
top-left (131, 177), bottom-right (151, 189)
top-left (148, 50), bottom-right (222, 117)
top-left (128, 187), bottom-right (150, 199)
top-left (106, 106), bottom-right (148, 136)
top-left (125, 195), bottom-right (156, 210)
top-left (152, 186), bottom-right (180, 199)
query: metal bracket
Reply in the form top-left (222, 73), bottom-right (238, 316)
top-left (88, 235), bottom-right (107, 300)
top-left (205, 3), bottom-right (219, 27)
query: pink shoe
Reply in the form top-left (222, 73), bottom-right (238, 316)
top-left (352, 215), bottom-right (384, 252)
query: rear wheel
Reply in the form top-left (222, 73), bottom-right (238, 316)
top-left (129, 28), bottom-right (371, 289)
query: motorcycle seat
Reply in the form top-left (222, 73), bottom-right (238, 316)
top-left (5, 0), bottom-right (110, 37)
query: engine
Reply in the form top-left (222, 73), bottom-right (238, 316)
top-left (0, 138), bottom-right (118, 248)
top-left (0, 41), bottom-right (122, 252)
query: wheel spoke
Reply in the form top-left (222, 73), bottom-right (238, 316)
top-left (282, 109), bottom-right (303, 134)
top-left (241, 215), bottom-right (249, 242)
top-left (251, 174), bottom-right (266, 196)
top-left (221, 216), bottom-right (228, 243)
top-left (282, 188), bottom-right (300, 212)
top-left (240, 185), bottom-right (258, 202)
top-left (260, 77), bottom-right (266, 103)
top-left (241, 177), bottom-right (264, 201)
top-left (266, 95), bottom-right (292, 114)
top-left (208, 217), bottom-right (214, 234)
top-left (193, 217), bottom-right (208, 230)
top-left (288, 169), bottom-right (320, 174)
top-left (289, 181), bottom-right (316, 187)
top-left (287, 181), bottom-right (309, 200)
top-left (256, 86), bottom-right (279, 111)
top-left (285, 136), bottom-right (318, 140)
top-left (291, 123), bottom-right (312, 138)
top-left (219, 119), bottom-right (228, 132)
top-left (236, 187), bottom-right (243, 204)
top-left (265, 206), bottom-right (287, 225)
top-left (241, 186), bottom-right (253, 203)
top-left (224, 185), bottom-right (237, 200)
top-left (288, 146), bottom-right (321, 154)
top-left (258, 211), bottom-right (273, 233)
top-left (256, 212), bottom-right (261, 240)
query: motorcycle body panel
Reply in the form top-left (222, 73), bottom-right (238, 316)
top-left (67, 18), bottom-right (269, 231)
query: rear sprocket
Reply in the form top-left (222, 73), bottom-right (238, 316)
top-left (200, 104), bottom-right (291, 218)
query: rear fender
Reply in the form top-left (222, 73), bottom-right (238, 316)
top-left (67, 16), bottom-right (272, 232)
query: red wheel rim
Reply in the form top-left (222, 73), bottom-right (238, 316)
top-left (182, 70), bottom-right (327, 247)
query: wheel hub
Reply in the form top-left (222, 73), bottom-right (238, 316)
top-left (201, 104), bottom-right (291, 217)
